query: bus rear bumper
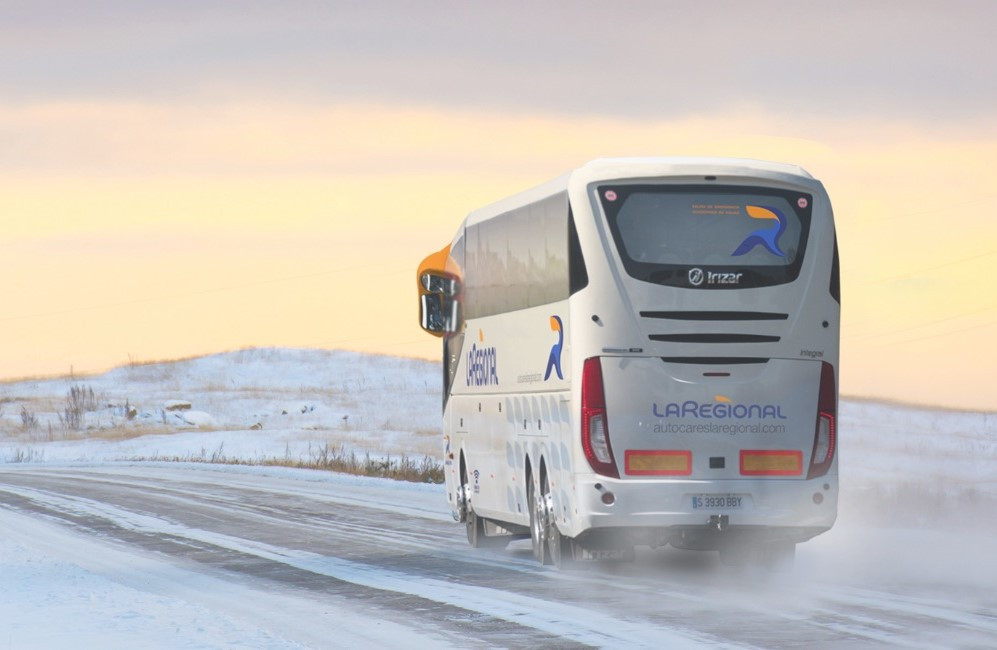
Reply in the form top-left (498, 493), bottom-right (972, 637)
top-left (563, 476), bottom-right (836, 548)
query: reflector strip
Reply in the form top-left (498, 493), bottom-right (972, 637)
top-left (740, 450), bottom-right (802, 476)
top-left (625, 450), bottom-right (692, 476)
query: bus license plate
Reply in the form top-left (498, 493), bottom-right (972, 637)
top-left (692, 494), bottom-right (743, 510)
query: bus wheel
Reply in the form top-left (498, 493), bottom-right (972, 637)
top-left (466, 508), bottom-right (508, 549)
top-left (528, 480), bottom-right (551, 566)
top-left (542, 478), bottom-right (570, 568)
top-left (466, 508), bottom-right (486, 547)
top-left (547, 517), bottom-right (573, 569)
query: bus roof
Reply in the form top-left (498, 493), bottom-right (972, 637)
top-left (460, 157), bottom-right (819, 230)
top-left (577, 157), bottom-right (814, 182)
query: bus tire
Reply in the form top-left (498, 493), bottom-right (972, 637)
top-left (548, 520), bottom-right (573, 569)
top-left (528, 480), bottom-right (551, 566)
top-left (466, 508), bottom-right (483, 547)
top-left (466, 508), bottom-right (508, 549)
top-left (541, 475), bottom-right (571, 568)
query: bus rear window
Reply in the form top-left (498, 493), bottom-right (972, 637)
top-left (599, 184), bottom-right (812, 289)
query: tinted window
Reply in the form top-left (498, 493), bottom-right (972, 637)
top-left (600, 184), bottom-right (812, 289)
top-left (443, 231), bottom-right (466, 409)
top-left (464, 192), bottom-right (569, 318)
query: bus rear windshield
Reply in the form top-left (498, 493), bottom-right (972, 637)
top-left (599, 184), bottom-right (813, 289)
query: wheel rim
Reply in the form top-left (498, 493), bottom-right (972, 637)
top-left (529, 482), bottom-right (548, 564)
top-left (548, 512), bottom-right (562, 568)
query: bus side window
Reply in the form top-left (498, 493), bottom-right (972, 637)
top-left (442, 231), bottom-right (466, 410)
top-left (830, 234), bottom-right (840, 303)
top-left (569, 210), bottom-right (588, 295)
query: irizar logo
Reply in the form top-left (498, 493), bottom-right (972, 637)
top-left (707, 271), bottom-right (743, 285)
top-left (653, 395), bottom-right (787, 420)
top-left (689, 267), bottom-right (743, 286)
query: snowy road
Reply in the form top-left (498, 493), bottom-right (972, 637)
top-left (2, 464), bottom-right (996, 649)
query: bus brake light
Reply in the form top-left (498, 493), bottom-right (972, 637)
top-left (807, 362), bottom-right (837, 479)
top-left (740, 450), bottom-right (803, 476)
top-left (625, 450), bottom-right (692, 476)
top-left (581, 357), bottom-right (619, 479)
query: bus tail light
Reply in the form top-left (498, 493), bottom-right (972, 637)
top-left (807, 362), bottom-right (837, 479)
top-left (625, 450), bottom-right (692, 476)
top-left (581, 357), bottom-right (619, 479)
top-left (740, 450), bottom-right (803, 475)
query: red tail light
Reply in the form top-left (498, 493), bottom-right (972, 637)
top-left (581, 357), bottom-right (619, 478)
top-left (807, 362), bottom-right (837, 479)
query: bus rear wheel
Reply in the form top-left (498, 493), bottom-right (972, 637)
top-left (466, 508), bottom-right (508, 549)
top-left (541, 478), bottom-right (572, 568)
top-left (547, 517), bottom-right (573, 569)
top-left (528, 480), bottom-right (551, 566)
top-left (466, 508), bottom-right (484, 547)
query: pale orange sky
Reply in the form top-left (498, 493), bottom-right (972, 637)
top-left (2, 3), bottom-right (996, 410)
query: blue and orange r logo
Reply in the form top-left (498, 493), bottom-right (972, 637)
top-left (544, 315), bottom-right (564, 381)
top-left (732, 205), bottom-right (787, 258)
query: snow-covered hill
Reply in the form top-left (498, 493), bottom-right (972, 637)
top-left (0, 348), bottom-right (442, 467)
top-left (2, 347), bottom-right (995, 522)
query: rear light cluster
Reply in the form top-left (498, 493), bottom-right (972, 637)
top-left (807, 361), bottom-right (837, 479)
top-left (581, 357), bottom-right (619, 478)
top-left (625, 450), bottom-right (691, 476)
top-left (740, 450), bottom-right (802, 476)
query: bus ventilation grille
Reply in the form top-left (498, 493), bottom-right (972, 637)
top-left (661, 357), bottom-right (770, 365)
top-left (648, 334), bottom-right (781, 344)
top-left (640, 311), bottom-right (789, 321)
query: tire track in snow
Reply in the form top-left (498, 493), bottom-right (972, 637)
top-left (0, 479), bottom-right (735, 649)
top-left (4, 466), bottom-right (996, 648)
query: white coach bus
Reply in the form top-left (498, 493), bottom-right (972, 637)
top-left (417, 158), bottom-right (839, 567)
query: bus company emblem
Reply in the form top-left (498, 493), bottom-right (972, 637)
top-left (652, 394), bottom-right (788, 420)
top-left (732, 205), bottom-right (788, 258)
top-left (688, 268), bottom-right (704, 286)
top-left (544, 315), bottom-right (564, 381)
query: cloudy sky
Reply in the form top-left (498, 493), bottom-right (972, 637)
top-left (2, 1), bottom-right (996, 409)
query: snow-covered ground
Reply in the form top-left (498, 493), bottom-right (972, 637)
top-left (1, 348), bottom-right (995, 647)
top-left (0, 348), bottom-right (442, 465)
top-left (1, 349), bottom-right (448, 647)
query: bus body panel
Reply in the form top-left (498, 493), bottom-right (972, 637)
top-left (444, 302), bottom-right (571, 527)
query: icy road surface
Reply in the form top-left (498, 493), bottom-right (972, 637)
top-left (2, 463), bottom-right (996, 649)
